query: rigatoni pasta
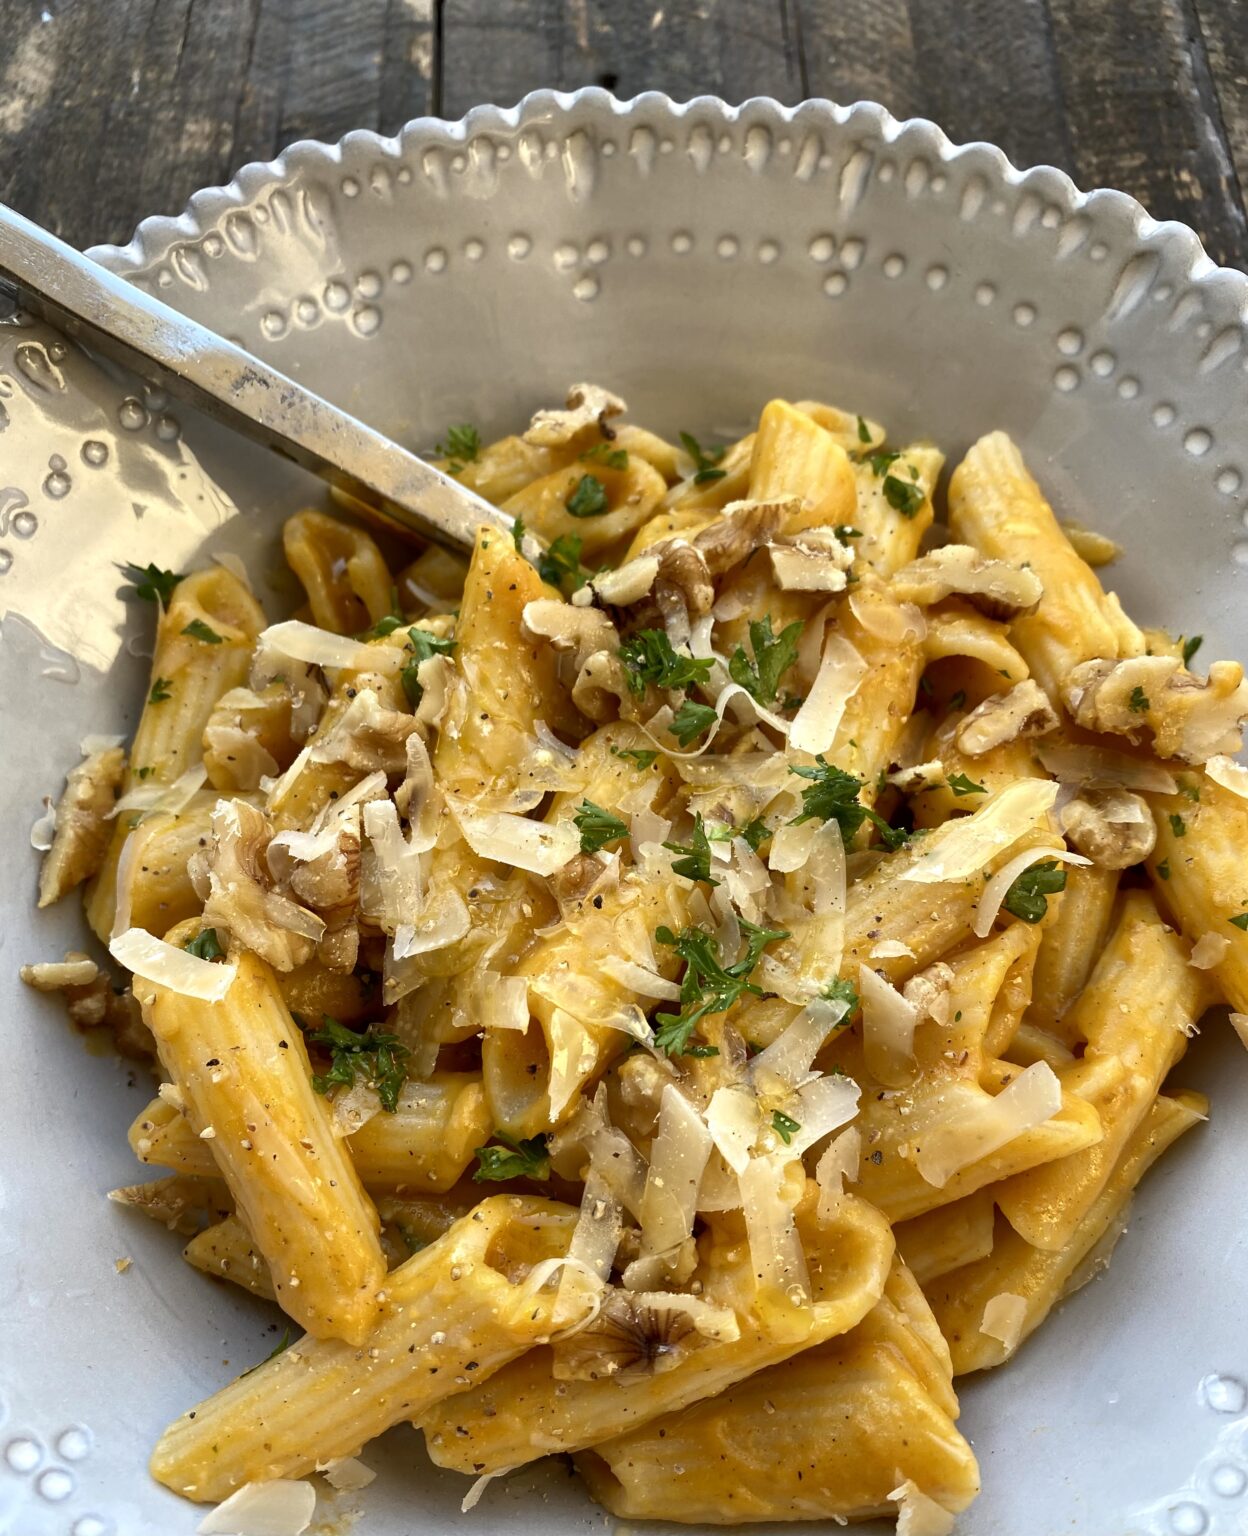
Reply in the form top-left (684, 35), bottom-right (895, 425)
top-left (25, 389), bottom-right (1245, 1532)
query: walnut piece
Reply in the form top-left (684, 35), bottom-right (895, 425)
top-left (1063, 654), bottom-right (1248, 764)
top-left (523, 382), bottom-right (627, 447)
top-left (955, 680), bottom-right (1059, 757)
top-left (20, 951), bottom-right (154, 1058)
top-left (891, 544), bottom-right (1044, 620)
top-left (38, 745), bottom-right (125, 908)
top-left (1059, 788), bottom-right (1156, 869)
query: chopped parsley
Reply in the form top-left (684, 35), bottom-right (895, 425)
top-left (1002, 862), bottom-right (1066, 924)
top-left (181, 618), bottom-right (223, 644)
top-left (360, 614), bottom-right (406, 639)
top-left (704, 815), bottom-right (770, 854)
top-left (305, 1016), bottom-right (410, 1112)
top-left (511, 515), bottom-right (526, 551)
top-left (789, 756), bottom-right (910, 849)
top-left (821, 975), bottom-right (860, 1015)
top-left (538, 532), bottom-right (585, 593)
top-left (1128, 685), bottom-right (1149, 713)
top-left (581, 442), bottom-right (628, 471)
top-left (883, 467), bottom-right (925, 518)
top-left (771, 1110), bottom-right (801, 1145)
top-left (1156, 858), bottom-right (1171, 880)
top-left (148, 677), bottom-right (173, 704)
top-left (401, 627), bottom-right (455, 706)
top-left (183, 928), bottom-right (225, 962)
top-left (1182, 634), bottom-right (1203, 667)
top-left (949, 689), bottom-right (967, 712)
top-left (610, 745), bottom-right (659, 771)
top-left (573, 799), bottom-right (628, 854)
top-left (473, 1132), bottom-right (550, 1182)
top-left (618, 628), bottom-right (714, 696)
top-left (1181, 782), bottom-right (1201, 803)
top-left (1230, 912), bottom-right (1248, 932)
top-left (865, 449), bottom-right (899, 477)
top-left (728, 615), bottom-right (803, 706)
top-left (856, 415), bottom-right (872, 444)
top-left (670, 698), bottom-right (718, 747)
top-left (663, 814), bottom-right (718, 885)
top-left (653, 917), bottom-right (789, 1056)
top-left (136, 765), bottom-right (154, 779)
top-left (120, 562), bottom-right (183, 605)
top-left (434, 423), bottom-right (481, 472)
top-left (679, 430), bottom-right (728, 484)
top-left (565, 473), bottom-right (610, 518)
top-left (241, 1326), bottom-right (293, 1376)
top-left (1169, 812), bottom-right (1187, 839)
top-left (833, 524), bottom-right (864, 542)
top-left (947, 772), bottom-right (987, 797)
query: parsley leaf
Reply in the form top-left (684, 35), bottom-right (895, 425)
top-left (1169, 812), bottom-right (1187, 838)
top-left (866, 449), bottom-right (899, 477)
top-left (653, 917), bottom-right (789, 1056)
top-left (1182, 634), bottom-right (1203, 667)
top-left (121, 562), bottom-right (183, 605)
top-left (435, 423), bottom-right (481, 469)
top-left (473, 1132), bottom-right (550, 1182)
top-left (679, 430), bottom-right (727, 484)
top-left (670, 698), bottom-right (718, 747)
top-left (788, 756), bottom-right (909, 849)
top-left (183, 928), bottom-right (225, 961)
top-left (618, 629), bottom-right (714, 696)
top-left (581, 441), bottom-right (629, 471)
top-left (856, 415), bottom-right (872, 444)
top-left (663, 813), bottom-right (719, 885)
top-left (136, 765), bottom-right (154, 779)
top-left (565, 473), bottom-right (610, 518)
top-left (511, 515), bottom-right (526, 551)
top-left (833, 524), bottom-right (864, 542)
top-left (573, 799), bottom-right (628, 854)
top-left (361, 614), bottom-right (406, 639)
top-left (401, 627), bottom-right (455, 707)
top-left (949, 689), bottom-right (967, 712)
top-left (771, 1109), bottom-right (801, 1145)
top-left (538, 532), bottom-right (585, 593)
top-left (182, 618), bottom-right (223, 644)
top-left (728, 614), bottom-right (804, 705)
top-left (821, 975), bottom-right (860, 1014)
top-left (1002, 862), bottom-right (1067, 924)
top-left (611, 745), bottom-right (658, 771)
top-left (306, 1016), bottom-right (410, 1113)
top-left (883, 470), bottom-right (924, 518)
top-left (148, 676), bottom-right (173, 704)
top-left (739, 816), bottom-right (769, 853)
top-left (1230, 912), bottom-right (1248, 932)
top-left (241, 1326), bottom-right (293, 1376)
top-left (947, 772), bottom-right (987, 797)
top-left (1156, 858), bottom-right (1171, 880)
top-left (1128, 685), bottom-right (1149, 713)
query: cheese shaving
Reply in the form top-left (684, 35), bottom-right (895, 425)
top-left (195, 1478), bottom-right (316, 1535)
top-left (110, 928), bottom-right (237, 1003)
top-left (738, 1154), bottom-right (810, 1311)
top-left (815, 1126), bottom-right (861, 1223)
top-left (1206, 753), bottom-right (1248, 801)
top-left (870, 939), bottom-right (916, 961)
top-left (705, 1087), bottom-right (762, 1174)
top-left (450, 800), bottom-right (580, 876)
top-left (480, 972), bottom-right (532, 1030)
top-left (858, 964), bottom-right (920, 1087)
top-left (317, 1456), bottom-right (375, 1492)
top-left (1230, 1013), bottom-right (1248, 1051)
top-left (750, 996), bottom-right (851, 1093)
top-left (1036, 741), bottom-right (1178, 795)
top-left (788, 633), bottom-right (867, 755)
top-left (598, 956), bottom-right (680, 1001)
top-left (889, 1479), bottom-right (956, 1536)
top-left (258, 619), bottom-right (403, 675)
top-left (111, 762), bottom-right (208, 819)
top-left (638, 1083), bottom-right (713, 1257)
top-left (786, 1073), bottom-right (861, 1154)
top-left (980, 1291), bottom-right (1027, 1352)
top-left (1190, 932), bottom-right (1231, 970)
top-left (626, 1290), bottom-right (741, 1341)
top-left (547, 1009), bottom-right (602, 1122)
top-left (973, 845), bottom-right (1092, 938)
top-left (460, 1468), bottom-right (515, 1514)
top-left (903, 779), bottom-right (1060, 885)
top-left (847, 589), bottom-right (927, 643)
top-left (912, 1061), bottom-right (1063, 1187)
top-left (767, 818), bottom-right (818, 874)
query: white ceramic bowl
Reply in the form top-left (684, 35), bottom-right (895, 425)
top-left (3, 89), bottom-right (1248, 1536)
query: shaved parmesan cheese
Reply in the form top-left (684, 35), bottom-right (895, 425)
top-left (903, 779), bottom-right (1059, 885)
top-left (645, 680), bottom-right (792, 760)
top-left (318, 1457), bottom-right (375, 1492)
top-left (888, 759), bottom-right (947, 795)
top-left (450, 800), bottom-right (579, 876)
top-left (858, 964), bottom-right (920, 1087)
top-left (111, 762), bottom-right (208, 819)
top-left (751, 996), bottom-right (851, 1093)
top-left (848, 589), bottom-right (926, 644)
top-left (110, 928), bottom-right (236, 1002)
top-left (705, 1087), bottom-right (762, 1174)
top-left (393, 892), bottom-right (470, 961)
top-left (1206, 753), bottom-right (1248, 800)
top-left (639, 1084), bottom-right (714, 1257)
top-left (870, 938), bottom-right (916, 961)
top-left (1036, 741), bottom-right (1178, 796)
top-left (564, 1168), bottom-right (623, 1290)
top-left (547, 1009), bottom-right (602, 1122)
top-left (522, 599), bottom-right (619, 663)
top-left (1231, 1013), bottom-right (1248, 1051)
top-left (889, 1479), bottom-right (956, 1536)
top-left (815, 1126), bottom-right (861, 1223)
top-left (768, 542), bottom-right (849, 593)
top-left (789, 634), bottom-right (867, 755)
top-left (329, 1081), bottom-right (381, 1138)
top-left (82, 732), bottom-right (126, 753)
top-left (973, 844), bottom-right (1092, 938)
top-left (196, 1478), bottom-right (315, 1535)
top-left (768, 817), bottom-right (817, 874)
top-left (480, 972), bottom-right (532, 1030)
top-left (1190, 932), bottom-right (1231, 970)
top-left (980, 1291), bottom-right (1027, 1352)
top-left (738, 1154), bottom-right (810, 1313)
top-left (460, 1469), bottom-right (514, 1514)
top-left (259, 619), bottom-right (402, 675)
top-left (599, 956), bottom-right (680, 1001)
top-left (29, 794), bottom-right (56, 852)
top-left (362, 800), bottom-right (424, 934)
top-left (787, 1073), bottom-right (861, 1155)
top-left (913, 1061), bottom-right (1063, 1188)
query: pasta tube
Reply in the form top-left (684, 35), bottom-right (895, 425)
top-left (748, 400), bottom-right (857, 532)
top-left (136, 947), bottom-right (386, 1343)
top-left (1027, 864), bottom-right (1121, 1044)
top-left (282, 508), bottom-right (394, 634)
top-left (152, 1197), bottom-right (578, 1501)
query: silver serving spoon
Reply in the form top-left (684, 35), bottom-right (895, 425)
top-left (0, 200), bottom-right (512, 551)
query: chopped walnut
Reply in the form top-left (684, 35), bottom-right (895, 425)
top-left (902, 961), bottom-right (956, 1027)
top-left (523, 600), bottom-right (621, 672)
top-left (887, 759), bottom-right (946, 794)
top-left (200, 800), bottom-right (322, 971)
top-left (37, 745), bottom-right (125, 908)
top-left (956, 680), bottom-right (1059, 757)
top-left (20, 951), bottom-right (154, 1058)
top-left (108, 1174), bottom-right (231, 1237)
top-left (572, 650), bottom-right (634, 723)
top-left (891, 544), bottom-right (1044, 620)
top-left (523, 382), bottom-right (626, 447)
top-left (308, 688), bottom-right (420, 775)
top-left (767, 531), bottom-right (852, 593)
top-left (1064, 654), bottom-right (1248, 764)
top-left (1059, 788), bottom-right (1156, 869)
top-left (203, 685), bottom-right (288, 791)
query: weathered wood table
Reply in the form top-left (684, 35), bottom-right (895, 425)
top-left (0, 0), bottom-right (1244, 270)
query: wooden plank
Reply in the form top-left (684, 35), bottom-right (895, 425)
top-left (1192, 0), bottom-right (1248, 206)
top-left (439, 0), bottom-right (802, 119)
top-left (1045, 0), bottom-right (1247, 269)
